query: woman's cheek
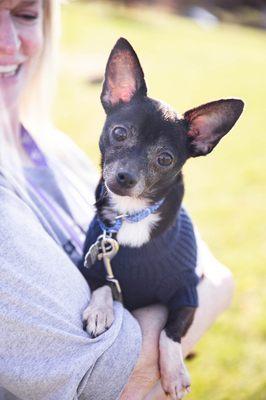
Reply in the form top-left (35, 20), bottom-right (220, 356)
top-left (23, 26), bottom-right (44, 59)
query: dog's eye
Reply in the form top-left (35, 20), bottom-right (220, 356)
top-left (112, 126), bottom-right (127, 142)
top-left (157, 152), bottom-right (173, 167)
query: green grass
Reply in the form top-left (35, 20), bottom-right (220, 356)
top-left (53, 2), bottom-right (266, 398)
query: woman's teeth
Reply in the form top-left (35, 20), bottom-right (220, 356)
top-left (0, 65), bottom-right (19, 77)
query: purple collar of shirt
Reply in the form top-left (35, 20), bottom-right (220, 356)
top-left (20, 125), bottom-right (48, 167)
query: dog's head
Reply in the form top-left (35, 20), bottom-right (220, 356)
top-left (99, 38), bottom-right (244, 201)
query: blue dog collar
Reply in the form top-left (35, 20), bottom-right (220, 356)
top-left (97, 198), bottom-right (164, 234)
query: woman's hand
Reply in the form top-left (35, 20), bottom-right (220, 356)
top-left (120, 304), bottom-right (168, 400)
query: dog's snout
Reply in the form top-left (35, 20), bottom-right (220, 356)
top-left (117, 172), bottom-right (137, 189)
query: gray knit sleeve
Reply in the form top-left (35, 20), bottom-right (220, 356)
top-left (0, 184), bottom-right (140, 400)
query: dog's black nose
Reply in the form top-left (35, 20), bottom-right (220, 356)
top-left (116, 172), bottom-right (137, 189)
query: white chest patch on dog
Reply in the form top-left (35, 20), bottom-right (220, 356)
top-left (117, 213), bottom-right (160, 247)
top-left (109, 193), bottom-right (161, 248)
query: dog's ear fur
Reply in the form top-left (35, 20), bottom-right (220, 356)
top-left (183, 99), bottom-right (244, 157)
top-left (101, 38), bottom-right (147, 113)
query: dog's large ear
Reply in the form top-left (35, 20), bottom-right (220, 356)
top-left (183, 99), bottom-right (244, 157)
top-left (101, 38), bottom-right (147, 113)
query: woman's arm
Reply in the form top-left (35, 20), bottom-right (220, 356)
top-left (0, 184), bottom-right (141, 400)
top-left (120, 238), bottom-right (234, 400)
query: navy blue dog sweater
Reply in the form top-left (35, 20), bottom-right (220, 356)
top-left (81, 207), bottom-right (199, 312)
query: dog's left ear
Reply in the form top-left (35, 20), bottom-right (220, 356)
top-left (101, 38), bottom-right (147, 113)
top-left (183, 99), bottom-right (244, 157)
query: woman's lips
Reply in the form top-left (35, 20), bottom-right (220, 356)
top-left (0, 64), bottom-right (21, 79)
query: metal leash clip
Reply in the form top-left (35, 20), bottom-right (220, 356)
top-left (99, 237), bottom-right (123, 302)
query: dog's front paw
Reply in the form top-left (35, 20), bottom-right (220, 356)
top-left (82, 286), bottom-right (114, 338)
top-left (159, 331), bottom-right (191, 399)
top-left (83, 304), bottom-right (114, 337)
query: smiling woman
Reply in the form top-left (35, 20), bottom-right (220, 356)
top-left (0, 0), bottom-right (54, 181)
top-left (0, 0), bottom-right (43, 113)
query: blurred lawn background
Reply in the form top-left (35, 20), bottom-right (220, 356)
top-left (53, 1), bottom-right (266, 399)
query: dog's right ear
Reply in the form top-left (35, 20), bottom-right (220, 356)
top-left (101, 38), bottom-right (147, 113)
top-left (183, 99), bottom-right (244, 157)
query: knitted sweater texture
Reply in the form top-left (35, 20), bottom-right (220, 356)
top-left (81, 207), bottom-right (199, 311)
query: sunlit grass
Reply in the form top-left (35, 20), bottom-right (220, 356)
top-left (53, 2), bottom-right (266, 398)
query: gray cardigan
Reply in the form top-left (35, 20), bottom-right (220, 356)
top-left (0, 171), bottom-right (141, 400)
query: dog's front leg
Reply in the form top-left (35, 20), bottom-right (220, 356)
top-left (82, 285), bottom-right (114, 337)
top-left (159, 307), bottom-right (196, 400)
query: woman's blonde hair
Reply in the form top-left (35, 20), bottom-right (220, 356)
top-left (21, 0), bottom-right (61, 132)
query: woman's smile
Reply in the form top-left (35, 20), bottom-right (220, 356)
top-left (0, 63), bottom-right (23, 79)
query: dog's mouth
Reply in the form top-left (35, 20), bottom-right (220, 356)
top-left (103, 163), bottom-right (148, 199)
top-left (105, 181), bottom-right (140, 198)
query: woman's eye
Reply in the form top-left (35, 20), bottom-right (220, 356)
top-left (112, 126), bottom-right (127, 142)
top-left (20, 14), bottom-right (38, 20)
top-left (157, 152), bottom-right (173, 167)
top-left (14, 12), bottom-right (39, 21)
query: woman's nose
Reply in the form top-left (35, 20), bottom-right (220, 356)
top-left (0, 11), bottom-right (21, 56)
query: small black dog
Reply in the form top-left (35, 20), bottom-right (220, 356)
top-left (80, 38), bottom-right (243, 399)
